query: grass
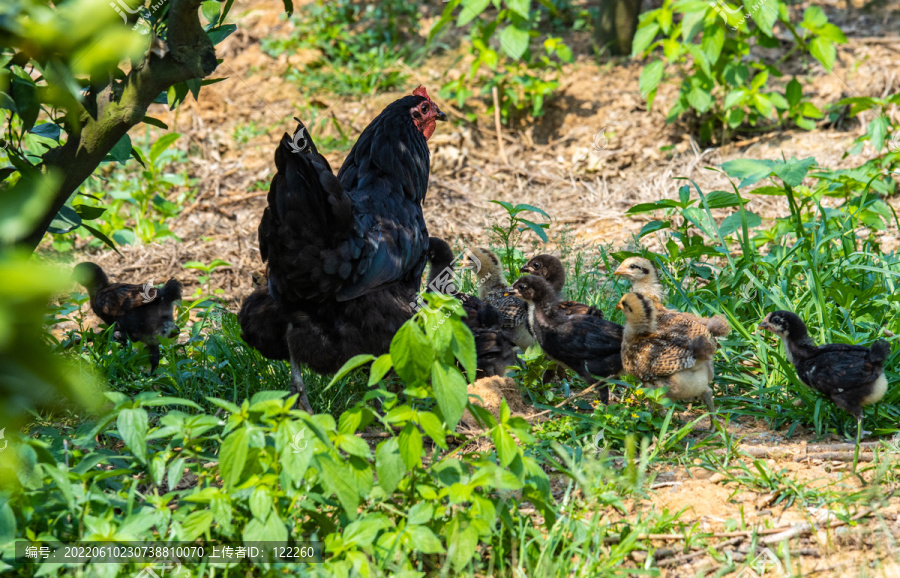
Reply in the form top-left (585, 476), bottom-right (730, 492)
top-left (5, 153), bottom-right (900, 576)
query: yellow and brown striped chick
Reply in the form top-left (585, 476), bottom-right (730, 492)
top-left (614, 257), bottom-right (731, 338)
top-left (467, 248), bottom-right (535, 350)
top-left (616, 292), bottom-right (717, 423)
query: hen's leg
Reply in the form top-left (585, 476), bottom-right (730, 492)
top-left (853, 415), bottom-right (862, 473)
top-left (290, 360), bottom-right (314, 414)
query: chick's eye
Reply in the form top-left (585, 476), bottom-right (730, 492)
top-left (630, 264), bottom-right (639, 269)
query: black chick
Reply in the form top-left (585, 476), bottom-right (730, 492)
top-left (425, 238), bottom-right (516, 377)
top-left (73, 262), bottom-right (182, 372)
top-left (509, 275), bottom-right (623, 403)
top-left (759, 311), bottom-right (890, 448)
top-left (238, 270), bottom-right (290, 361)
top-left (520, 254), bottom-right (604, 318)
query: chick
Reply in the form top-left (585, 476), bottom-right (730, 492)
top-left (759, 311), bottom-right (889, 452)
top-left (616, 292), bottom-right (717, 422)
top-left (73, 262), bottom-right (182, 372)
top-left (509, 275), bottom-right (622, 403)
top-left (520, 254), bottom-right (604, 318)
top-left (426, 238), bottom-right (516, 377)
top-left (467, 248), bottom-right (535, 350)
top-left (614, 257), bottom-right (731, 338)
top-left (238, 270), bottom-right (290, 361)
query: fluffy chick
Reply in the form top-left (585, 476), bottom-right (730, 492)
top-left (426, 238), bottom-right (516, 377)
top-left (617, 292), bottom-right (717, 420)
top-left (509, 275), bottom-right (622, 403)
top-left (238, 270), bottom-right (290, 361)
top-left (73, 262), bottom-right (182, 372)
top-left (614, 257), bottom-right (731, 338)
top-left (467, 248), bottom-right (535, 350)
top-left (759, 311), bottom-right (889, 441)
top-left (520, 254), bottom-right (604, 318)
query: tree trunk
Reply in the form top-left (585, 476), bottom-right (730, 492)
top-left (16, 0), bottom-right (218, 252)
top-left (595, 0), bottom-right (643, 56)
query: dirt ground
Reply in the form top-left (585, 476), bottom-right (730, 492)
top-left (54, 0), bottom-right (900, 574)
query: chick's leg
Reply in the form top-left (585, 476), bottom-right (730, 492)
top-left (702, 389), bottom-right (717, 430)
top-left (148, 344), bottom-right (160, 373)
top-left (290, 360), bottom-right (314, 414)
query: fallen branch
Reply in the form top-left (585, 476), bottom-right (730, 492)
top-left (525, 381), bottom-right (605, 421)
top-left (794, 451), bottom-right (875, 463)
top-left (657, 536), bottom-right (743, 567)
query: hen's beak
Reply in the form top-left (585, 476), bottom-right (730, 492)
top-left (435, 107), bottom-right (448, 122)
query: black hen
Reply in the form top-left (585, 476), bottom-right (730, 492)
top-left (425, 238), bottom-right (516, 377)
top-left (254, 87), bottom-right (446, 412)
top-left (73, 262), bottom-right (182, 372)
top-left (510, 275), bottom-right (623, 404)
top-left (759, 311), bottom-right (889, 449)
top-left (520, 254), bottom-right (604, 318)
top-left (238, 271), bottom-right (289, 361)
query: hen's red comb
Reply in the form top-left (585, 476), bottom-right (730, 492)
top-left (412, 86), bottom-right (430, 100)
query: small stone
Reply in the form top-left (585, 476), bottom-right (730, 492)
top-left (709, 473), bottom-right (728, 484)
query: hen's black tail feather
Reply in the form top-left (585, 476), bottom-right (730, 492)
top-left (870, 340), bottom-right (890, 365)
top-left (161, 278), bottom-right (183, 302)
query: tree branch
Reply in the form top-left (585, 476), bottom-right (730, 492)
top-left (18, 0), bottom-right (218, 251)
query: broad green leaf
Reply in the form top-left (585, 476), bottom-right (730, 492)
top-left (408, 502), bottom-right (434, 525)
top-left (772, 157), bottom-right (816, 187)
top-left (107, 134), bottom-right (133, 165)
top-left (638, 220), bottom-right (669, 238)
top-left (639, 60), bottom-right (665, 100)
top-left (417, 411), bottom-right (447, 448)
top-left (327, 354), bottom-right (375, 389)
top-left (450, 322), bottom-right (477, 382)
top-left (431, 362), bottom-right (468, 430)
top-left (180, 510), bottom-right (213, 542)
top-left (249, 487), bottom-right (273, 521)
top-left (458, 0), bottom-right (490, 26)
top-left (867, 115), bottom-right (889, 151)
top-left (748, 0), bottom-right (778, 37)
top-left (498, 24), bottom-right (529, 60)
top-left (686, 87), bottom-right (712, 113)
top-left (785, 78), bottom-right (802, 107)
top-left (219, 426), bottom-right (250, 488)
top-left (375, 438), bottom-right (405, 494)
top-left (810, 37), bottom-right (836, 71)
top-left (447, 515), bottom-right (480, 571)
top-left (720, 158), bottom-right (776, 188)
top-left (506, 0), bottom-right (530, 19)
top-left (368, 354), bottom-right (393, 386)
top-left (493, 425), bottom-right (518, 467)
top-left (407, 524), bottom-right (445, 554)
top-left (242, 511), bottom-right (288, 542)
top-left (390, 323), bottom-right (433, 385)
top-left (718, 210), bottom-right (762, 237)
top-left (117, 408), bottom-right (149, 463)
top-left (632, 23), bottom-right (660, 56)
top-left (149, 133), bottom-right (181, 163)
top-left (398, 423), bottom-right (423, 470)
top-left (316, 452), bottom-right (360, 518)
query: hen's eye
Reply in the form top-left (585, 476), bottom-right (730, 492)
top-left (422, 103), bottom-right (429, 113)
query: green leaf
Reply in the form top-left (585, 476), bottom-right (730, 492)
top-left (431, 362), bottom-right (468, 430)
top-left (810, 37), bottom-right (836, 71)
top-left (142, 116), bottom-right (169, 130)
top-left (30, 122), bottom-right (61, 141)
top-left (107, 134), bottom-right (133, 165)
top-left (447, 515), bottom-right (480, 571)
top-left (631, 23), bottom-right (660, 56)
top-left (498, 24), bottom-right (530, 60)
top-left (450, 322), bottom-right (477, 382)
top-left (407, 524), bottom-right (445, 554)
top-left (316, 452), bottom-right (360, 518)
top-left (785, 78), bottom-right (802, 107)
top-left (718, 210), bottom-right (761, 237)
top-left (250, 487), bottom-right (273, 521)
top-left (680, 11), bottom-right (705, 43)
top-left (10, 76), bottom-right (39, 130)
top-left (150, 133), bottom-right (181, 163)
top-left (219, 426), bottom-right (250, 489)
top-left (368, 354), bottom-right (393, 386)
top-left (704, 190), bottom-right (747, 208)
top-left (867, 115), bottom-right (889, 151)
top-left (375, 437), bottom-right (405, 494)
top-left (408, 502), bottom-right (434, 525)
top-left (518, 218), bottom-right (548, 242)
top-left (328, 354), bottom-right (375, 390)
top-left (398, 423), bottom-right (423, 470)
top-left (390, 323), bottom-right (433, 385)
top-left (749, 0), bottom-right (778, 37)
top-left (282, 0), bottom-right (293, 16)
top-left (207, 24), bottom-right (237, 45)
top-left (720, 158), bottom-right (776, 188)
top-left (180, 510), bottom-right (213, 541)
top-left (458, 0), bottom-right (490, 26)
top-left (117, 408), bottom-right (149, 463)
top-left (417, 411), bottom-right (448, 449)
top-left (492, 425), bottom-right (518, 467)
top-left (48, 205), bottom-right (81, 235)
top-left (639, 60), bottom-right (665, 100)
top-left (801, 5), bottom-right (828, 29)
top-left (773, 157), bottom-right (816, 187)
top-left (201, 0), bottom-right (220, 24)
top-left (506, 0), bottom-right (531, 19)
top-left (638, 220), bottom-right (669, 238)
top-left (242, 511), bottom-right (288, 542)
top-left (73, 204), bottom-right (106, 221)
top-left (687, 87), bottom-right (713, 113)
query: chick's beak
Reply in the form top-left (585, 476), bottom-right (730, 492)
top-left (615, 302), bottom-right (623, 311)
top-left (505, 286), bottom-right (518, 297)
top-left (613, 266), bottom-right (629, 277)
top-left (758, 317), bottom-right (773, 332)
